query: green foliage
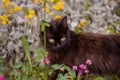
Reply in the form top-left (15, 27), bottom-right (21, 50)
top-left (94, 76), bottom-right (104, 80)
top-left (105, 24), bottom-right (115, 34)
top-left (21, 36), bottom-right (32, 70)
top-left (12, 62), bottom-right (23, 69)
top-left (109, 75), bottom-right (120, 80)
top-left (74, 27), bottom-right (83, 34)
top-left (24, 8), bottom-right (30, 15)
top-left (0, 57), bottom-right (7, 74)
top-left (40, 20), bottom-right (50, 32)
top-left (85, 0), bottom-right (91, 10)
top-left (54, 0), bottom-right (60, 3)
top-left (33, 49), bottom-right (44, 62)
top-left (52, 64), bottom-right (76, 80)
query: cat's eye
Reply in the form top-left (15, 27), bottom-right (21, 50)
top-left (49, 39), bottom-right (54, 43)
top-left (61, 37), bottom-right (66, 42)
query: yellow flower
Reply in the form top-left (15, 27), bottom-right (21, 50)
top-left (7, 14), bottom-right (12, 17)
top-left (77, 24), bottom-right (82, 29)
top-left (0, 14), bottom-right (11, 25)
top-left (52, 1), bottom-right (64, 10)
top-left (2, 0), bottom-right (11, 6)
top-left (49, 12), bottom-right (54, 16)
top-left (1, 20), bottom-right (7, 25)
top-left (40, 0), bottom-right (44, 4)
top-left (25, 14), bottom-right (33, 18)
top-left (45, 4), bottom-right (50, 12)
top-left (8, 20), bottom-right (11, 24)
top-left (8, 8), bottom-right (14, 13)
top-left (45, 8), bottom-right (50, 12)
top-left (80, 19), bottom-right (87, 27)
top-left (54, 15), bottom-right (62, 19)
top-left (50, 0), bottom-right (54, 3)
top-left (28, 21), bottom-right (33, 25)
top-left (29, 10), bottom-right (35, 15)
top-left (77, 19), bottom-right (87, 28)
top-left (33, 0), bottom-right (39, 3)
top-left (13, 5), bottom-right (22, 11)
top-left (25, 9), bottom-right (36, 19)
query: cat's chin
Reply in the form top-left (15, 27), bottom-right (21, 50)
top-left (47, 43), bottom-right (70, 52)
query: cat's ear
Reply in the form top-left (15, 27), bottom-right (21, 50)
top-left (60, 16), bottom-right (67, 28)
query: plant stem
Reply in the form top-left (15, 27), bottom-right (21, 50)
top-left (85, 73), bottom-right (88, 80)
top-left (44, 27), bottom-right (46, 52)
top-left (43, 0), bottom-right (47, 20)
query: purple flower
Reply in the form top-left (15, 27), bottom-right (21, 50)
top-left (0, 75), bottom-right (5, 80)
top-left (84, 69), bottom-right (89, 73)
top-left (86, 59), bottom-right (92, 65)
top-left (45, 57), bottom-right (50, 64)
top-left (79, 64), bottom-right (86, 70)
top-left (78, 70), bottom-right (83, 76)
top-left (72, 66), bottom-right (78, 70)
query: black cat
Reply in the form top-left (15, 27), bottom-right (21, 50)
top-left (40, 16), bottom-right (120, 80)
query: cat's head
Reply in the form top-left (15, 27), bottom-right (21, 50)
top-left (40, 16), bottom-right (71, 52)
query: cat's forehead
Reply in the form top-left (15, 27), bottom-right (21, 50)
top-left (50, 19), bottom-right (61, 28)
top-left (47, 19), bottom-right (62, 32)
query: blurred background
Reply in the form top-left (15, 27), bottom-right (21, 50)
top-left (0, 0), bottom-right (120, 79)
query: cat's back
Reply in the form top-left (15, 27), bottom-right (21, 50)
top-left (74, 33), bottom-right (120, 76)
top-left (76, 32), bottom-right (120, 54)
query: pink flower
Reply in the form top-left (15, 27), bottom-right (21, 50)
top-left (0, 75), bottom-right (5, 80)
top-left (78, 70), bottom-right (83, 76)
top-left (45, 57), bottom-right (50, 64)
top-left (72, 66), bottom-right (78, 70)
top-left (84, 69), bottom-right (89, 73)
top-left (79, 64), bottom-right (86, 70)
top-left (86, 59), bottom-right (92, 65)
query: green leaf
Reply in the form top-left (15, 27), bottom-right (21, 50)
top-left (0, 64), bottom-right (7, 72)
top-left (85, 2), bottom-right (90, 10)
top-left (12, 62), bottom-right (23, 69)
top-left (33, 49), bottom-right (43, 61)
top-left (64, 66), bottom-right (71, 71)
top-left (57, 73), bottom-right (64, 80)
top-left (70, 70), bottom-right (76, 78)
top-left (0, 57), bottom-right (5, 63)
top-left (40, 21), bottom-right (50, 32)
top-left (52, 64), bottom-right (60, 70)
top-left (94, 76), bottom-right (104, 80)
top-left (74, 27), bottom-right (82, 34)
top-left (21, 36), bottom-right (32, 70)
top-left (108, 27), bottom-right (115, 34)
top-left (9, 69), bottom-right (18, 76)
top-left (25, 8), bottom-right (29, 15)
top-left (22, 65), bottom-right (30, 71)
top-left (52, 64), bottom-right (64, 70)
top-left (34, 49), bottom-right (42, 54)
top-left (54, 0), bottom-right (60, 3)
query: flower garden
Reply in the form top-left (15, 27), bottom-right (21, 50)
top-left (0, 0), bottom-right (120, 80)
